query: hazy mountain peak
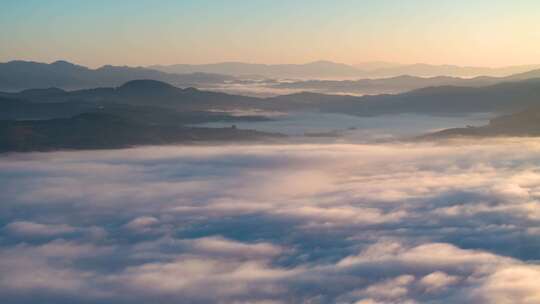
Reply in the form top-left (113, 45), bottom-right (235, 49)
top-left (51, 60), bottom-right (76, 66)
top-left (20, 87), bottom-right (66, 94)
top-left (49, 60), bottom-right (88, 71)
top-left (118, 79), bottom-right (177, 91)
top-left (506, 68), bottom-right (540, 80)
top-left (4, 60), bottom-right (41, 65)
top-left (183, 87), bottom-right (199, 93)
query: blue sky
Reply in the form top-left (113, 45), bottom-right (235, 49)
top-left (1, 0), bottom-right (539, 67)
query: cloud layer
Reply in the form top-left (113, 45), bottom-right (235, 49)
top-left (1, 139), bottom-right (540, 303)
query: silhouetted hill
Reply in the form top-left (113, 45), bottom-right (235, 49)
top-left (5, 78), bottom-right (540, 120)
top-left (0, 60), bottom-right (235, 91)
top-left (0, 112), bottom-right (282, 152)
top-left (265, 79), bottom-right (540, 116)
top-left (423, 105), bottom-right (540, 138)
top-left (0, 79), bottom-right (281, 153)
top-left (0, 79), bottom-right (261, 111)
top-left (271, 68), bottom-right (540, 95)
top-left (115, 79), bottom-right (179, 99)
top-left (505, 68), bottom-right (540, 81)
top-left (118, 79), bottom-right (177, 91)
top-left (0, 96), bottom-right (102, 120)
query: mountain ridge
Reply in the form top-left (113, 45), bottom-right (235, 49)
top-left (0, 60), bottom-right (235, 91)
top-left (3, 60), bottom-right (540, 96)
top-left (150, 61), bottom-right (540, 78)
top-left (4, 76), bottom-right (540, 118)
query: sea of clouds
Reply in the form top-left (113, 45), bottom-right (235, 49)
top-left (1, 139), bottom-right (540, 303)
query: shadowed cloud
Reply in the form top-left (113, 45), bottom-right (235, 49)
top-left (1, 139), bottom-right (540, 303)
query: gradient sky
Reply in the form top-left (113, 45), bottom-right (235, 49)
top-left (1, 0), bottom-right (539, 67)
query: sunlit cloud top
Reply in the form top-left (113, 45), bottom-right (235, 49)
top-left (1, 0), bottom-right (540, 67)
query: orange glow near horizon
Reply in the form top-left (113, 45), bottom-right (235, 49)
top-left (1, 0), bottom-right (540, 68)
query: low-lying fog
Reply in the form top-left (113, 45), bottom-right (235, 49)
top-left (198, 78), bottom-right (390, 98)
top-left (197, 112), bottom-right (490, 141)
top-left (1, 138), bottom-right (540, 303)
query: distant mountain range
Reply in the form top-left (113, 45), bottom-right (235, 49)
top-left (0, 79), bottom-right (262, 114)
top-left (149, 60), bottom-right (362, 79)
top-left (274, 75), bottom-right (491, 95)
top-left (269, 78), bottom-right (540, 116)
top-left (4, 78), bottom-right (540, 151)
top-left (0, 60), bottom-right (234, 91)
top-left (0, 79), bottom-right (281, 152)
top-left (3, 60), bottom-right (540, 96)
top-left (151, 60), bottom-right (540, 78)
top-left (272, 69), bottom-right (540, 95)
top-left (359, 63), bottom-right (540, 78)
top-left (4, 78), bottom-right (540, 119)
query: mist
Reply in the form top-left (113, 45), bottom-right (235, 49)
top-left (195, 112), bottom-right (489, 142)
top-left (1, 139), bottom-right (539, 303)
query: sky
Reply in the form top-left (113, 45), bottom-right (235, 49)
top-left (1, 0), bottom-right (540, 67)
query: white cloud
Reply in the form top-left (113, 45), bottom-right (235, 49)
top-left (124, 216), bottom-right (160, 231)
top-left (1, 139), bottom-right (540, 303)
top-left (473, 265), bottom-right (540, 304)
top-left (188, 236), bottom-right (283, 258)
top-left (360, 275), bottom-right (415, 299)
top-left (5, 221), bottom-right (77, 237)
top-left (418, 271), bottom-right (460, 292)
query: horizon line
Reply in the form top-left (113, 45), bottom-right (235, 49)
top-left (2, 58), bottom-right (540, 70)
